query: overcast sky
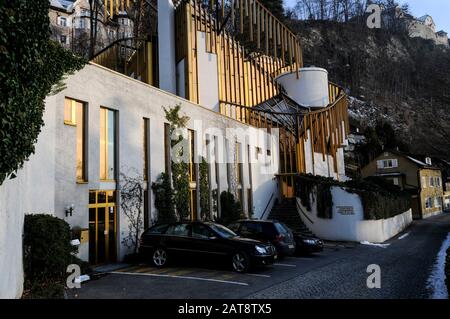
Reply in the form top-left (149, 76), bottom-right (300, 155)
top-left (283, 0), bottom-right (450, 33)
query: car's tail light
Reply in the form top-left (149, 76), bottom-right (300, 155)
top-left (274, 234), bottom-right (285, 243)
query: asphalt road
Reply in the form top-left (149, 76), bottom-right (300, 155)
top-left (67, 213), bottom-right (450, 299)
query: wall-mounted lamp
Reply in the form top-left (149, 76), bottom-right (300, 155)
top-left (65, 204), bottom-right (75, 217)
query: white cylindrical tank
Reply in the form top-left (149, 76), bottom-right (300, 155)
top-left (276, 67), bottom-right (329, 108)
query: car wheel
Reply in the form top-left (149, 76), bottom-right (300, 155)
top-left (152, 247), bottom-right (168, 267)
top-left (232, 251), bottom-right (250, 273)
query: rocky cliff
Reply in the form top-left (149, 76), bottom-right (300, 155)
top-left (289, 20), bottom-right (450, 160)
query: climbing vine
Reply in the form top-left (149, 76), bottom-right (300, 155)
top-left (163, 104), bottom-right (191, 221)
top-left (199, 157), bottom-right (211, 220)
top-left (0, 0), bottom-right (86, 185)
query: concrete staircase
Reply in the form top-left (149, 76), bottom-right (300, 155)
top-left (268, 198), bottom-right (315, 237)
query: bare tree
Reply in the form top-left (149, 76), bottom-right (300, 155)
top-left (120, 171), bottom-right (145, 255)
top-left (88, 0), bottom-right (101, 58)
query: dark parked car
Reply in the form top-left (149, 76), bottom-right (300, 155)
top-left (227, 220), bottom-right (296, 257)
top-left (139, 221), bottom-right (277, 273)
top-left (294, 233), bottom-right (324, 255)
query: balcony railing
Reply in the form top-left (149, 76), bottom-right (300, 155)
top-left (91, 37), bottom-right (158, 86)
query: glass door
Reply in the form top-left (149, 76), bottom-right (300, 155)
top-left (89, 190), bottom-right (117, 265)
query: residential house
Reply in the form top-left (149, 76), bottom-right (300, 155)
top-left (361, 150), bottom-right (444, 219)
top-left (49, 0), bottom-right (134, 56)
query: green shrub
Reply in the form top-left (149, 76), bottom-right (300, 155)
top-left (23, 214), bottom-right (77, 298)
top-left (152, 173), bottom-right (177, 223)
top-left (24, 214), bottom-right (77, 280)
top-left (218, 191), bottom-right (242, 224)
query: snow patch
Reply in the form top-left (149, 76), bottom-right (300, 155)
top-left (360, 241), bottom-right (391, 248)
top-left (398, 232), bottom-right (410, 240)
top-left (427, 232), bottom-right (450, 299)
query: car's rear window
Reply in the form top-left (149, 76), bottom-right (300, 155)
top-left (242, 222), bottom-right (263, 234)
top-left (166, 224), bottom-right (191, 237)
top-left (147, 224), bottom-right (169, 234)
top-left (274, 222), bottom-right (289, 235)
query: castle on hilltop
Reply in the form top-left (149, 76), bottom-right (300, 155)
top-left (407, 14), bottom-right (449, 47)
top-left (384, 7), bottom-right (449, 47)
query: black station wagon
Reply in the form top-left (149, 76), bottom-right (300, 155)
top-left (139, 221), bottom-right (277, 273)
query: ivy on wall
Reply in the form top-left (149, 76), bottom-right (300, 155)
top-left (296, 174), bottom-right (411, 221)
top-left (199, 157), bottom-right (211, 220)
top-left (0, 0), bottom-right (86, 185)
top-left (297, 175), bottom-right (334, 219)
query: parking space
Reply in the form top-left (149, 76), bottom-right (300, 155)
top-left (67, 245), bottom-right (354, 299)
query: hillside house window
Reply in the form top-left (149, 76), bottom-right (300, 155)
top-left (377, 159), bottom-right (398, 169)
top-left (393, 178), bottom-right (399, 186)
top-left (100, 108), bottom-right (117, 181)
top-left (435, 197), bottom-right (442, 208)
top-left (58, 16), bottom-right (67, 27)
top-left (60, 35), bottom-right (67, 44)
top-left (64, 98), bottom-right (87, 182)
top-left (422, 176), bottom-right (427, 188)
top-left (425, 197), bottom-right (433, 209)
top-left (429, 177), bottom-right (435, 187)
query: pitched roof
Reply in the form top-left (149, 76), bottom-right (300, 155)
top-left (383, 149), bottom-right (441, 170)
top-left (50, 0), bottom-right (74, 12)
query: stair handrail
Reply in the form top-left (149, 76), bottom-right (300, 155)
top-left (261, 192), bottom-right (275, 220)
top-left (296, 198), bottom-right (314, 225)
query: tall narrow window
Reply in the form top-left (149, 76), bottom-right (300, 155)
top-left (164, 123), bottom-right (171, 174)
top-left (214, 136), bottom-right (220, 186)
top-left (188, 130), bottom-right (197, 220)
top-left (143, 118), bottom-right (150, 180)
top-left (64, 98), bottom-right (86, 182)
top-left (100, 108), bottom-right (116, 180)
top-left (188, 130), bottom-right (197, 183)
top-left (235, 142), bottom-right (243, 186)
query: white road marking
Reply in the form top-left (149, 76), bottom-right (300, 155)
top-left (273, 263), bottom-right (297, 267)
top-left (246, 273), bottom-right (271, 278)
top-left (398, 233), bottom-right (410, 240)
top-left (109, 271), bottom-right (249, 286)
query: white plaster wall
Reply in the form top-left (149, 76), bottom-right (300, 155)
top-left (41, 63), bottom-right (279, 260)
top-left (303, 129), bottom-right (347, 181)
top-left (158, 0), bottom-right (177, 94)
top-left (0, 96), bottom-right (57, 298)
top-left (196, 31), bottom-right (220, 112)
top-left (296, 187), bottom-right (413, 243)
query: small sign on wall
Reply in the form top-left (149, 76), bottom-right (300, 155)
top-left (80, 229), bottom-right (89, 244)
top-left (337, 206), bottom-right (355, 216)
